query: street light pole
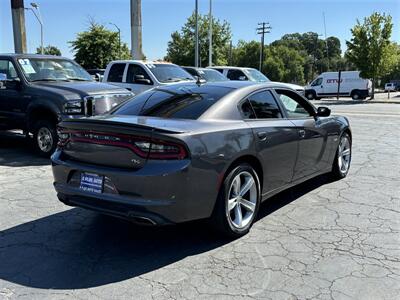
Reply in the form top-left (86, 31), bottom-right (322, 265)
top-left (109, 23), bottom-right (121, 59)
top-left (208, 0), bottom-right (212, 67)
top-left (194, 0), bottom-right (199, 67)
top-left (26, 2), bottom-right (43, 54)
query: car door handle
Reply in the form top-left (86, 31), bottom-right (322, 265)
top-left (298, 129), bottom-right (306, 138)
top-left (257, 132), bottom-right (268, 141)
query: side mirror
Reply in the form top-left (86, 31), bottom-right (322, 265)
top-left (0, 73), bottom-right (7, 81)
top-left (317, 106), bottom-right (331, 117)
top-left (238, 76), bottom-right (247, 81)
top-left (134, 74), bottom-right (151, 85)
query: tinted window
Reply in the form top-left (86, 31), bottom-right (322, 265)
top-left (184, 68), bottom-right (198, 77)
top-left (0, 60), bottom-right (18, 79)
top-left (226, 70), bottom-right (248, 80)
top-left (246, 90), bottom-right (282, 119)
top-left (241, 100), bottom-right (256, 119)
top-left (227, 69), bottom-right (247, 80)
top-left (107, 63), bottom-right (126, 82)
top-left (114, 86), bottom-right (234, 120)
top-left (126, 64), bottom-right (152, 84)
top-left (276, 89), bottom-right (314, 118)
top-left (213, 68), bottom-right (223, 74)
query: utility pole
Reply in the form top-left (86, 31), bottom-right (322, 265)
top-left (228, 40), bottom-right (232, 65)
top-left (195, 0), bottom-right (199, 67)
top-left (257, 22), bottom-right (271, 72)
top-left (110, 23), bottom-right (121, 59)
top-left (130, 0), bottom-right (145, 59)
top-left (208, 0), bottom-right (212, 67)
top-left (11, 0), bottom-right (27, 53)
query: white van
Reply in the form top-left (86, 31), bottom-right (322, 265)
top-left (103, 60), bottom-right (194, 95)
top-left (305, 71), bottom-right (371, 100)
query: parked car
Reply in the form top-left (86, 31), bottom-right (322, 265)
top-left (103, 60), bottom-right (194, 95)
top-left (183, 67), bottom-right (228, 82)
top-left (86, 69), bottom-right (105, 82)
top-left (305, 71), bottom-right (372, 100)
top-left (384, 82), bottom-right (396, 92)
top-left (52, 81), bottom-right (352, 237)
top-left (208, 66), bottom-right (305, 95)
top-left (0, 54), bottom-right (133, 156)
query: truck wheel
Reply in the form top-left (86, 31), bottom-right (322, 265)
top-left (33, 120), bottom-right (58, 157)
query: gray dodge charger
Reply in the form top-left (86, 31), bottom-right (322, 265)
top-left (51, 81), bottom-right (352, 237)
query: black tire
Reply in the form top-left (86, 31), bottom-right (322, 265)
top-left (351, 91), bottom-right (360, 100)
top-left (306, 91), bottom-right (316, 100)
top-left (32, 120), bottom-right (58, 157)
top-left (331, 132), bottom-right (352, 180)
top-left (210, 164), bottom-right (261, 238)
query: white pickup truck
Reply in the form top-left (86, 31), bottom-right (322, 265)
top-left (103, 60), bottom-right (195, 95)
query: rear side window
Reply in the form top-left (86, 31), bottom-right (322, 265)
top-left (114, 86), bottom-right (234, 120)
top-left (227, 69), bottom-right (247, 80)
top-left (107, 63), bottom-right (126, 82)
top-left (244, 90), bottom-right (282, 119)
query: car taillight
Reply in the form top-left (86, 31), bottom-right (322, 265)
top-left (56, 129), bottom-right (188, 160)
top-left (133, 139), bottom-right (188, 160)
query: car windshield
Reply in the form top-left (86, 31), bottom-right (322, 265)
top-left (244, 68), bottom-right (270, 82)
top-left (199, 69), bottom-right (228, 82)
top-left (113, 85), bottom-right (234, 120)
top-left (147, 63), bottom-right (194, 83)
top-left (17, 58), bottom-right (92, 82)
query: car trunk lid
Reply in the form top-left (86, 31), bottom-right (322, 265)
top-left (58, 116), bottom-right (190, 169)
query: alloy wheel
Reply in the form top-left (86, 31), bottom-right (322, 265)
top-left (226, 171), bottom-right (257, 229)
top-left (338, 135), bottom-right (351, 174)
top-left (37, 127), bottom-right (54, 153)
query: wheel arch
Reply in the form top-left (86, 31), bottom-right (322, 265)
top-left (223, 154), bottom-right (264, 192)
top-left (27, 105), bottom-right (59, 132)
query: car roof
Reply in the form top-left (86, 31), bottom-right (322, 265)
top-left (109, 60), bottom-right (175, 66)
top-left (208, 66), bottom-right (256, 71)
top-left (0, 53), bottom-right (71, 60)
top-left (152, 80), bottom-right (297, 93)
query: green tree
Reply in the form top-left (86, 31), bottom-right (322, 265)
top-left (380, 42), bottom-right (400, 86)
top-left (70, 20), bottom-right (131, 69)
top-left (36, 45), bottom-right (62, 56)
top-left (165, 13), bottom-right (232, 66)
top-left (346, 12), bottom-right (393, 98)
top-left (232, 40), bottom-right (260, 69)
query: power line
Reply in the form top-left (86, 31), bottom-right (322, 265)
top-left (256, 22), bottom-right (271, 72)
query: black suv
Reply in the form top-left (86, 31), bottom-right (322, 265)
top-left (0, 54), bottom-right (133, 156)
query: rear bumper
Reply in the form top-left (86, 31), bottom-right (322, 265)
top-left (51, 150), bottom-right (220, 224)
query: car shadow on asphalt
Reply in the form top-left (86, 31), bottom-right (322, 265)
top-left (0, 132), bottom-right (50, 167)
top-left (0, 175), bottom-right (332, 290)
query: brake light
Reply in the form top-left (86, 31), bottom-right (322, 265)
top-left (56, 129), bottom-right (188, 160)
top-left (134, 139), bottom-right (188, 159)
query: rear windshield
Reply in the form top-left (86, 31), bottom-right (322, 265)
top-left (113, 85), bottom-right (233, 119)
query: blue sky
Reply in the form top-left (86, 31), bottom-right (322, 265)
top-left (1, 0), bottom-right (399, 59)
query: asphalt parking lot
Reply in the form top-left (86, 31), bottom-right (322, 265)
top-left (0, 101), bottom-right (399, 300)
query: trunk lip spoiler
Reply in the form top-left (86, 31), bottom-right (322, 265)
top-left (60, 118), bottom-right (186, 134)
